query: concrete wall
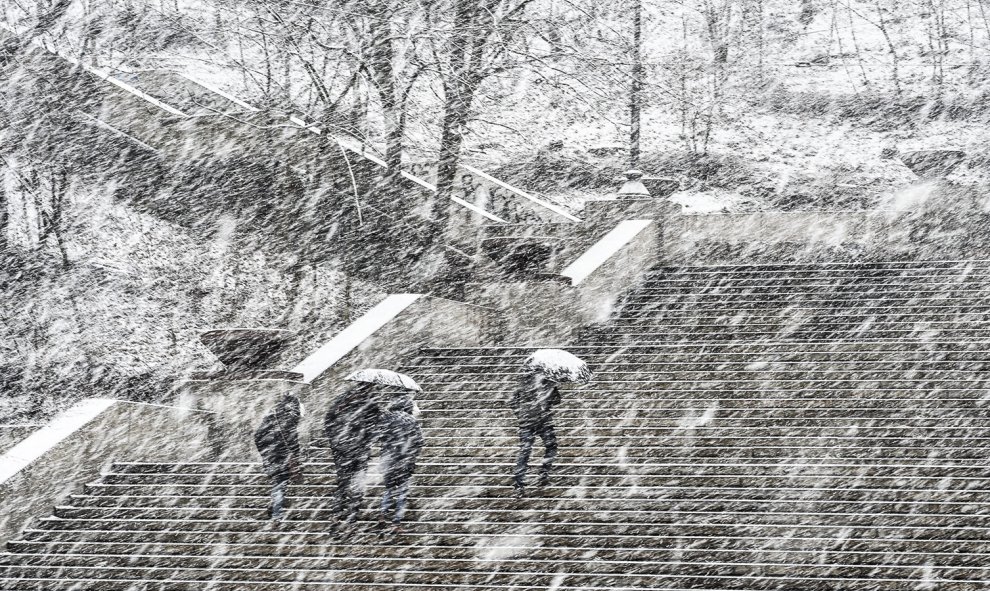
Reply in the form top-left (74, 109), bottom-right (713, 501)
top-left (304, 296), bottom-right (491, 404)
top-left (663, 211), bottom-right (883, 265)
top-left (176, 379), bottom-right (311, 461)
top-left (0, 401), bottom-right (211, 546)
top-left (470, 221), bottom-right (659, 345)
top-left (654, 181), bottom-right (990, 265)
top-left (661, 206), bottom-right (990, 265)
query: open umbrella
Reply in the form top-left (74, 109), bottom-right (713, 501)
top-left (344, 368), bottom-right (422, 392)
top-left (525, 349), bottom-right (593, 383)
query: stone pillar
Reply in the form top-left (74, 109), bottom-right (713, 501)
top-left (617, 169), bottom-right (650, 199)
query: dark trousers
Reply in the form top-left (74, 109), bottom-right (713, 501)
top-left (268, 477), bottom-right (289, 520)
top-left (333, 456), bottom-right (368, 523)
top-left (381, 479), bottom-right (412, 524)
top-left (514, 421), bottom-right (557, 487)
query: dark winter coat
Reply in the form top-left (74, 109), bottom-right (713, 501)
top-left (510, 372), bottom-right (561, 428)
top-left (324, 384), bottom-right (380, 466)
top-left (254, 394), bottom-right (302, 481)
top-left (378, 409), bottom-right (424, 488)
top-left (374, 390), bottom-right (417, 417)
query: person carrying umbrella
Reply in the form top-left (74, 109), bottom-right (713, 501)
top-left (253, 393), bottom-right (304, 521)
top-left (324, 381), bottom-right (380, 529)
top-left (510, 349), bottom-right (591, 498)
top-left (326, 368), bottom-right (422, 532)
top-left (377, 397), bottom-right (424, 536)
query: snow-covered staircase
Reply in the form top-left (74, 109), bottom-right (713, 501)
top-left (3, 260), bottom-right (990, 589)
top-left (586, 260), bottom-right (990, 342)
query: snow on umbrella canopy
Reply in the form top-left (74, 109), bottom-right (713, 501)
top-left (344, 368), bottom-right (423, 392)
top-left (525, 349), bottom-right (593, 383)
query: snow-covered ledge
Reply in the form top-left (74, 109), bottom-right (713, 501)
top-left (0, 399), bottom-right (209, 546)
top-left (471, 219), bottom-right (660, 345)
top-left (0, 399), bottom-right (116, 485)
top-left (299, 294), bottom-right (491, 399)
top-left (292, 294), bottom-right (424, 383)
top-left (561, 220), bottom-right (653, 286)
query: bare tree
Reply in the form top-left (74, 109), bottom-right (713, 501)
top-left (431, 0), bottom-right (537, 224)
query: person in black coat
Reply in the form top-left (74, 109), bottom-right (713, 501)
top-left (510, 370), bottom-right (561, 496)
top-left (325, 383), bottom-right (380, 525)
top-left (253, 393), bottom-right (303, 521)
top-left (378, 400), bottom-right (424, 534)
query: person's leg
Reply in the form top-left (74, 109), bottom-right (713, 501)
top-left (392, 479), bottom-right (411, 524)
top-left (270, 478), bottom-right (289, 521)
top-left (380, 484), bottom-right (394, 523)
top-left (334, 463), bottom-right (352, 518)
top-left (514, 426), bottom-right (536, 490)
top-left (342, 461), bottom-right (367, 523)
top-left (538, 422), bottom-right (558, 485)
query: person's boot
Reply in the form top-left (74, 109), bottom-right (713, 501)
top-left (537, 471), bottom-right (551, 488)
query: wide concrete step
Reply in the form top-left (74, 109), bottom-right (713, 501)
top-left (412, 395), bottom-right (990, 412)
top-left (413, 342), bottom-right (990, 359)
top-left (412, 368), bottom-right (990, 382)
top-left (637, 277), bottom-right (990, 289)
top-left (35, 517), bottom-right (990, 539)
top-left (580, 330), bottom-right (990, 342)
top-left (415, 400), bottom-right (990, 414)
top-left (605, 317), bottom-right (990, 330)
top-left (408, 357), bottom-right (990, 371)
top-left (104, 459), bottom-right (990, 478)
top-left (84, 469), bottom-right (990, 491)
top-left (10, 549), bottom-right (982, 574)
top-left (62, 488), bottom-right (990, 511)
top-left (79, 471), bottom-right (990, 500)
top-left (621, 292), bottom-right (990, 305)
top-left (1, 570), bottom-right (986, 591)
top-left (615, 305), bottom-right (990, 317)
top-left (77, 478), bottom-right (990, 499)
top-left (408, 360), bottom-right (990, 375)
top-left (646, 262), bottom-right (990, 275)
top-left (628, 281), bottom-right (990, 293)
top-left (642, 267), bottom-right (990, 279)
top-left (19, 526), bottom-right (990, 551)
top-left (410, 380), bottom-right (990, 393)
top-left (14, 530), bottom-right (990, 559)
top-left (620, 301), bottom-right (990, 313)
top-left (322, 415), bottom-right (990, 431)
top-left (1, 553), bottom-right (988, 583)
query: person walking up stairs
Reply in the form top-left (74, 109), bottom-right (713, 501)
top-left (252, 393), bottom-right (304, 522)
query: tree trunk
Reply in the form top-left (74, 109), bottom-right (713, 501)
top-left (434, 88), bottom-right (470, 227)
top-left (873, 0), bottom-right (901, 95)
top-left (366, 11), bottom-right (404, 173)
top-left (432, 0), bottom-right (478, 232)
top-left (630, 0), bottom-right (642, 169)
top-left (0, 167), bottom-right (7, 254)
top-left (384, 115), bottom-right (404, 172)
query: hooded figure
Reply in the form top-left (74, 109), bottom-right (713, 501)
top-left (377, 401), bottom-right (424, 533)
top-left (509, 370), bottom-right (561, 496)
top-left (253, 393), bottom-right (303, 521)
top-left (325, 383), bottom-right (380, 525)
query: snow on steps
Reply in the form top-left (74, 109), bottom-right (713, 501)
top-left (3, 260), bottom-right (990, 588)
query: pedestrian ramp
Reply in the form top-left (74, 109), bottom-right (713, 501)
top-left (3, 260), bottom-right (990, 589)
